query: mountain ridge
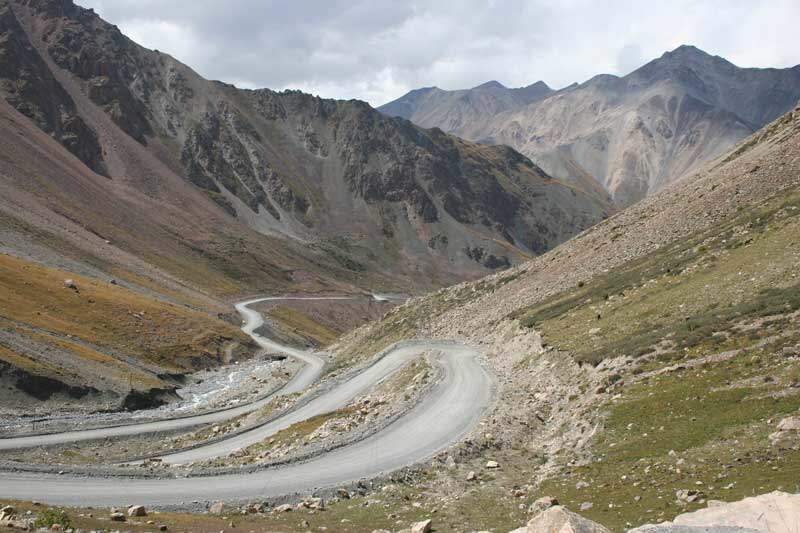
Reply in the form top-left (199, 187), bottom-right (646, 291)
top-left (379, 44), bottom-right (800, 206)
top-left (0, 0), bottom-right (612, 282)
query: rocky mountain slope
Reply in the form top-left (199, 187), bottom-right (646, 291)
top-left (332, 101), bottom-right (800, 531)
top-left (378, 80), bottom-right (554, 140)
top-left (0, 0), bottom-right (611, 281)
top-left (380, 45), bottom-right (800, 206)
top-left (0, 0), bottom-right (612, 411)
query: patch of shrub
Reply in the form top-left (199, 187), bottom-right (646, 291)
top-left (34, 509), bottom-right (70, 530)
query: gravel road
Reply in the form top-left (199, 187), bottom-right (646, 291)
top-left (0, 297), bottom-right (327, 451)
top-left (0, 297), bottom-right (492, 506)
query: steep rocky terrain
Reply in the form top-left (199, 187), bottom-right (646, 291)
top-left (1, 0), bottom-right (611, 280)
top-left (330, 101), bottom-right (800, 531)
top-left (380, 45), bottom-right (800, 206)
top-left (0, 0), bottom-right (612, 411)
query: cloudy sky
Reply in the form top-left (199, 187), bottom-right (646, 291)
top-left (80, 0), bottom-right (800, 107)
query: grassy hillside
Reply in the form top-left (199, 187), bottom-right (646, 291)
top-left (325, 103), bottom-right (800, 531)
top-left (513, 189), bottom-right (800, 530)
top-left (0, 253), bottom-right (258, 412)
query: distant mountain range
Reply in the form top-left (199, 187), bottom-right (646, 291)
top-left (379, 45), bottom-right (800, 206)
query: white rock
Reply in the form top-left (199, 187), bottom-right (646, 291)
top-left (525, 506), bottom-right (610, 533)
top-left (672, 491), bottom-right (800, 533)
top-left (529, 496), bottom-right (559, 515)
top-left (777, 416), bottom-right (800, 431)
top-left (410, 519), bottom-right (432, 533)
top-left (127, 505), bottom-right (147, 517)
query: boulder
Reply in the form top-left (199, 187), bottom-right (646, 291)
top-left (274, 504), bottom-right (293, 513)
top-left (244, 503), bottom-right (261, 514)
top-left (466, 471), bottom-right (477, 481)
top-left (768, 428), bottom-right (799, 449)
top-left (311, 498), bottom-right (325, 510)
top-left (486, 460), bottom-right (500, 469)
top-left (653, 491), bottom-right (800, 533)
top-left (209, 501), bottom-right (225, 514)
top-left (524, 506), bottom-right (610, 533)
top-left (777, 416), bottom-right (800, 431)
top-left (110, 512), bottom-right (126, 522)
top-left (301, 497), bottom-right (325, 510)
top-left (127, 505), bottom-right (147, 517)
top-left (0, 517), bottom-right (30, 530)
top-left (629, 526), bottom-right (761, 533)
top-left (411, 519), bottom-right (432, 533)
top-left (676, 489), bottom-right (705, 503)
top-left (63, 279), bottom-right (78, 290)
top-left (337, 488), bottom-right (351, 499)
top-left (529, 496), bottom-right (559, 515)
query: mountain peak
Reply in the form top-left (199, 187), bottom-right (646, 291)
top-left (659, 44), bottom-right (732, 67)
top-left (474, 80), bottom-right (506, 90)
top-left (666, 44), bottom-right (709, 57)
top-left (582, 73), bottom-right (620, 88)
top-left (524, 80), bottom-right (552, 91)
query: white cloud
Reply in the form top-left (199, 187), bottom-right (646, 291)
top-left (78, 0), bottom-right (800, 106)
top-left (121, 19), bottom-right (213, 69)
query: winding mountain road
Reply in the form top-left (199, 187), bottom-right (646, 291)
top-left (0, 297), bottom-right (329, 451)
top-left (0, 297), bottom-right (492, 507)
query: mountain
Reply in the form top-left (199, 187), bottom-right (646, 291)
top-left (378, 80), bottom-right (554, 136)
top-left (380, 45), bottom-right (800, 206)
top-left (0, 0), bottom-right (611, 412)
top-left (0, 0), bottom-right (611, 279)
top-left (334, 101), bottom-right (800, 531)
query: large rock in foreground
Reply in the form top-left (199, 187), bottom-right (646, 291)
top-left (629, 526), bottom-right (760, 533)
top-left (519, 505), bottom-right (611, 533)
top-left (629, 491), bottom-right (800, 533)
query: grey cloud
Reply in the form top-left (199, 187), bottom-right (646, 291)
top-left (80, 0), bottom-right (800, 106)
top-left (616, 44), bottom-right (644, 76)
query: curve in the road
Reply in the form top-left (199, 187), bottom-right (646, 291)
top-left (0, 296), bottom-right (493, 507)
top-left (0, 297), bottom-right (332, 451)
top-left (0, 343), bottom-right (491, 506)
top-left (158, 341), bottom-right (463, 464)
